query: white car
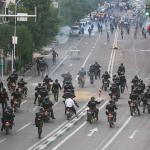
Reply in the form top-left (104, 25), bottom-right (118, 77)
top-left (70, 26), bottom-right (81, 37)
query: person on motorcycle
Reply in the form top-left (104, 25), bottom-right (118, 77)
top-left (129, 89), bottom-right (140, 115)
top-left (93, 62), bottom-right (101, 80)
top-left (18, 78), bottom-right (27, 97)
top-left (131, 75), bottom-right (139, 91)
top-left (117, 63), bottom-right (125, 76)
top-left (34, 83), bottom-right (42, 104)
top-left (112, 74), bottom-right (120, 86)
top-left (0, 78), bottom-right (4, 91)
top-left (52, 79), bottom-right (61, 102)
top-left (1, 106), bottom-right (15, 131)
top-left (106, 100), bottom-right (117, 121)
top-left (101, 71), bottom-right (110, 88)
top-left (143, 89), bottom-right (150, 113)
top-left (78, 67), bottom-right (86, 85)
top-left (11, 88), bottom-right (22, 107)
top-left (109, 82), bottom-right (119, 99)
top-left (35, 108), bottom-right (44, 139)
top-left (41, 96), bottom-right (55, 119)
top-left (7, 72), bottom-right (18, 90)
top-left (0, 88), bottom-right (9, 113)
top-left (62, 72), bottom-right (72, 85)
top-left (87, 97), bottom-right (100, 120)
top-left (63, 81), bottom-right (75, 96)
top-left (43, 75), bottom-right (53, 91)
top-left (64, 97), bottom-right (79, 117)
top-left (38, 84), bottom-right (49, 106)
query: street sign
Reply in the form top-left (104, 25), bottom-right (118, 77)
top-left (17, 13), bottom-right (28, 21)
top-left (12, 36), bottom-right (18, 45)
top-left (52, 2), bottom-right (59, 8)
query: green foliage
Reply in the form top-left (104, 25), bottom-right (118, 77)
top-left (60, 0), bottom-right (98, 25)
top-left (0, 24), bottom-right (13, 55)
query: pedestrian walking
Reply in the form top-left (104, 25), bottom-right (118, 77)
top-left (121, 29), bottom-right (124, 39)
top-left (107, 32), bottom-right (110, 42)
top-left (88, 27), bottom-right (92, 37)
top-left (52, 49), bottom-right (58, 65)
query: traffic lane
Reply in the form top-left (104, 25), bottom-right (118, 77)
top-left (116, 30), bottom-right (150, 80)
top-left (101, 112), bottom-right (150, 150)
top-left (0, 29), bottom-right (104, 143)
top-left (49, 91), bottom-right (132, 150)
top-left (0, 23), bottom-right (115, 149)
top-left (0, 100), bottom-right (87, 150)
top-left (49, 28), bottom-right (148, 150)
top-left (51, 31), bottom-right (115, 87)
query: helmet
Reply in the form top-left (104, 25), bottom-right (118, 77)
top-left (39, 107), bottom-right (44, 112)
top-left (105, 71), bottom-right (108, 74)
top-left (109, 100), bottom-right (113, 103)
top-left (45, 75), bottom-right (48, 78)
top-left (38, 83), bottom-right (41, 86)
top-left (91, 96), bottom-right (95, 101)
top-left (113, 74), bottom-right (116, 78)
top-left (121, 63), bottom-right (123, 66)
top-left (55, 79), bottom-right (58, 82)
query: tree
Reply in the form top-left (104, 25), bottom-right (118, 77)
top-left (60, 0), bottom-right (98, 25)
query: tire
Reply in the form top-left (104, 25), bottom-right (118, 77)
top-left (38, 127), bottom-right (42, 139)
top-left (104, 86), bottom-right (107, 91)
top-left (148, 105), bottom-right (150, 114)
top-left (5, 127), bottom-right (9, 135)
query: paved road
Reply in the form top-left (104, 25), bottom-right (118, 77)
top-left (46, 16), bottom-right (150, 150)
top-left (0, 7), bottom-right (150, 150)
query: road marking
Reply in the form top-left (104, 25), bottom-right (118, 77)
top-left (0, 138), bottom-right (6, 144)
top-left (129, 130), bottom-right (138, 139)
top-left (110, 50), bottom-right (116, 77)
top-left (88, 128), bottom-right (98, 137)
top-left (33, 106), bottom-right (38, 112)
top-left (27, 103), bottom-right (87, 150)
top-left (100, 116), bottom-right (132, 150)
top-left (50, 53), bottom-right (69, 76)
top-left (51, 122), bottom-right (87, 150)
top-left (17, 122), bottom-right (31, 132)
top-left (51, 101), bottom-right (108, 150)
top-left (21, 100), bottom-right (27, 105)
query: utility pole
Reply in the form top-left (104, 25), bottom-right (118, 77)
top-left (0, 2), bottom-right (37, 73)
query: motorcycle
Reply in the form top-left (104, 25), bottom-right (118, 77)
top-left (87, 109), bottom-right (97, 124)
top-left (43, 109), bottom-right (50, 122)
top-left (129, 101), bottom-right (140, 116)
top-left (147, 99), bottom-right (150, 113)
top-left (103, 80), bottom-right (109, 91)
top-left (4, 120), bottom-right (12, 134)
top-left (107, 112), bottom-right (114, 128)
top-left (78, 76), bottom-right (85, 88)
top-left (66, 107), bottom-right (74, 120)
top-left (8, 82), bottom-right (16, 93)
top-left (18, 86), bottom-right (28, 98)
top-left (12, 99), bottom-right (20, 112)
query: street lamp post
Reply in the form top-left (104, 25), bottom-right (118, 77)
top-left (12, 0), bottom-right (20, 73)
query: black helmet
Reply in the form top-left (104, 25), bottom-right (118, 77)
top-left (109, 100), bottom-right (113, 103)
top-left (55, 79), bottom-right (58, 82)
top-left (91, 96), bottom-right (95, 101)
top-left (121, 63), bottom-right (123, 66)
top-left (38, 83), bottom-right (41, 86)
top-left (39, 107), bottom-right (44, 112)
top-left (105, 71), bottom-right (108, 74)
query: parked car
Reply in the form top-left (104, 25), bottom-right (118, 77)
top-left (70, 26), bottom-right (81, 37)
